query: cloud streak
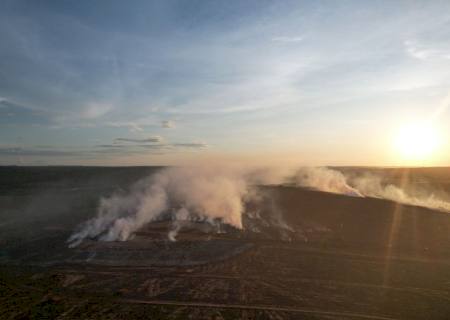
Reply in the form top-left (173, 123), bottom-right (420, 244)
top-left (97, 142), bottom-right (208, 150)
top-left (172, 142), bottom-right (208, 148)
top-left (404, 40), bottom-right (450, 61)
top-left (162, 120), bottom-right (175, 128)
top-left (114, 136), bottom-right (163, 144)
top-left (271, 36), bottom-right (303, 43)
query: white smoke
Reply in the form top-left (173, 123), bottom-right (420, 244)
top-left (350, 174), bottom-right (450, 212)
top-left (68, 167), bottom-right (249, 247)
top-left (68, 166), bottom-right (450, 247)
top-left (294, 167), bottom-right (363, 197)
top-left (293, 167), bottom-right (450, 212)
top-left (167, 207), bottom-right (190, 242)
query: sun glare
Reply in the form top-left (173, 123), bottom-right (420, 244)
top-left (394, 123), bottom-right (440, 163)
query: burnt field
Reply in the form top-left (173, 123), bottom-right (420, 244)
top-left (1, 166), bottom-right (450, 319)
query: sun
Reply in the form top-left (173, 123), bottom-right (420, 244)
top-left (394, 123), bottom-right (440, 163)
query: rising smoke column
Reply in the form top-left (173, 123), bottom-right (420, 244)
top-left (167, 207), bottom-right (190, 242)
top-left (68, 167), bottom-right (249, 247)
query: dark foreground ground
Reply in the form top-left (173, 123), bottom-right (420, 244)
top-left (1, 166), bottom-right (450, 319)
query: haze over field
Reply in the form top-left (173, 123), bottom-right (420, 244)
top-left (0, 0), bottom-right (449, 167)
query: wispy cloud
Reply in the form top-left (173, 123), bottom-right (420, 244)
top-left (271, 36), bottom-right (303, 43)
top-left (0, 144), bottom-right (173, 161)
top-left (0, 99), bottom-right (52, 125)
top-left (97, 141), bottom-right (208, 150)
top-left (96, 144), bottom-right (169, 150)
top-left (80, 102), bottom-right (113, 120)
top-left (172, 142), bottom-right (208, 148)
top-left (114, 136), bottom-right (163, 144)
top-left (106, 122), bottom-right (144, 133)
top-left (0, 147), bottom-right (79, 157)
top-left (404, 40), bottom-right (450, 61)
top-left (162, 120), bottom-right (175, 128)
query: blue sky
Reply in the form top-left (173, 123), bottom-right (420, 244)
top-left (1, 0), bottom-right (449, 165)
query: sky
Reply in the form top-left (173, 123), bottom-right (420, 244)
top-left (0, 0), bottom-right (449, 166)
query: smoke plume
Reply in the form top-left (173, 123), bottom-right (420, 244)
top-left (350, 174), bottom-right (450, 212)
top-left (293, 167), bottom-right (363, 197)
top-left (293, 167), bottom-right (450, 212)
top-left (68, 167), bottom-right (249, 247)
top-left (68, 166), bottom-right (450, 247)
